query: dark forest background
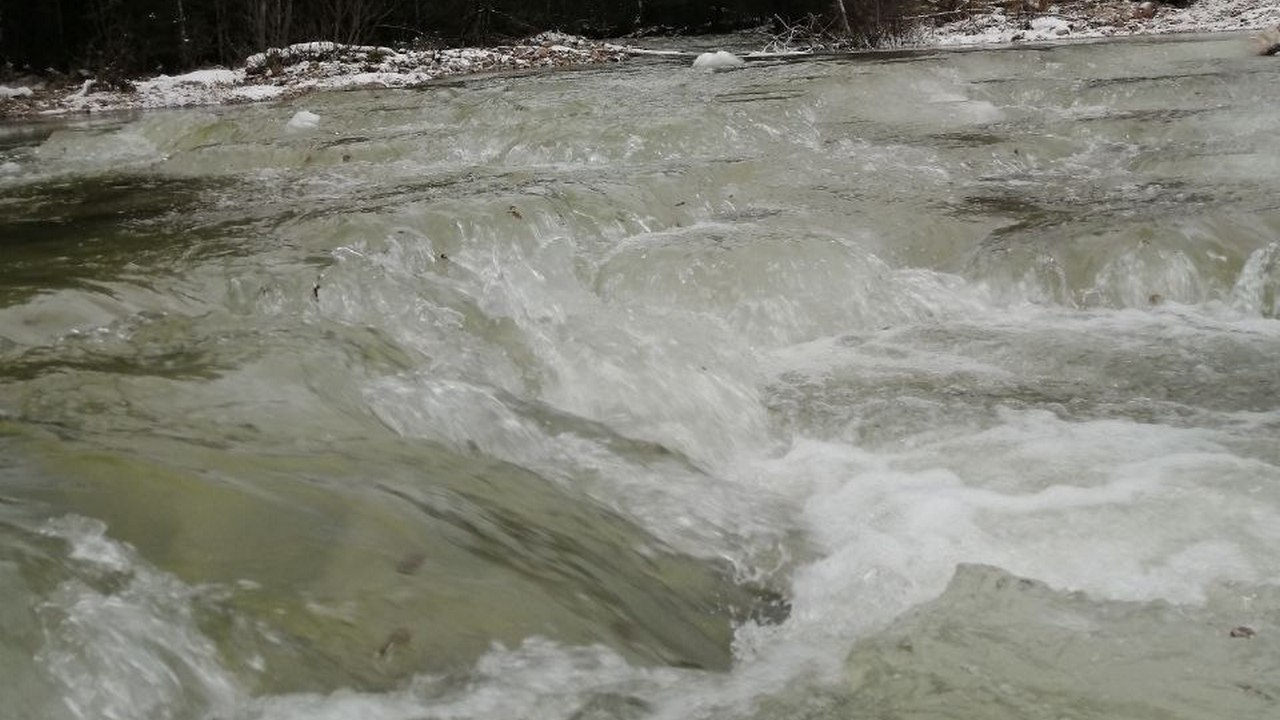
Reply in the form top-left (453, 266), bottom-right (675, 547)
top-left (0, 1), bottom-right (913, 76)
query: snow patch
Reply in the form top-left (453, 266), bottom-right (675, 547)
top-left (149, 68), bottom-right (240, 87)
top-left (0, 85), bottom-right (34, 99)
top-left (928, 0), bottom-right (1280, 46)
top-left (230, 84), bottom-right (288, 102)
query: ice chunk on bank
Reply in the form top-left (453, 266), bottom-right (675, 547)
top-left (692, 51), bottom-right (745, 70)
top-left (286, 109), bottom-right (321, 131)
top-left (0, 85), bottom-right (34, 99)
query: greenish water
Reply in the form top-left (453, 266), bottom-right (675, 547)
top-left (1, 33), bottom-right (1278, 719)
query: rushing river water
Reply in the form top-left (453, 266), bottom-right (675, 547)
top-left (2, 32), bottom-right (1279, 720)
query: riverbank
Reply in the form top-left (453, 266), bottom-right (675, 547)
top-left (1, 1), bottom-right (1277, 120)
top-left (0, 32), bottom-right (638, 120)
top-left (923, 0), bottom-right (1280, 46)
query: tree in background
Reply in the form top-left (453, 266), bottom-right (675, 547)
top-left (0, 0), bottom-right (900, 77)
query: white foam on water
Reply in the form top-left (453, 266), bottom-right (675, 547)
top-left (241, 639), bottom-right (686, 720)
top-left (325, 230), bottom-right (775, 470)
top-left (300, 302), bottom-right (1279, 720)
top-left (17, 267), bottom-right (1280, 720)
top-left (1232, 241), bottom-right (1280, 317)
top-left (323, 231), bottom-right (793, 569)
top-left (10, 27), bottom-right (1280, 720)
top-left (13, 111), bottom-right (238, 184)
top-left (32, 125), bottom-right (162, 173)
top-left (783, 416), bottom-right (1277, 614)
top-left (33, 517), bottom-right (241, 720)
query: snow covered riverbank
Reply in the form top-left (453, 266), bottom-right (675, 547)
top-left (1, 1), bottom-right (1277, 119)
top-left (0, 32), bottom-right (634, 119)
top-left (924, 0), bottom-right (1280, 46)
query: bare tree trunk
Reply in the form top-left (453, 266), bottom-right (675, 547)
top-left (175, 0), bottom-right (190, 66)
top-left (351, 0), bottom-right (364, 44)
top-left (253, 0), bottom-right (294, 50)
top-left (282, 0), bottom-right (294, 45)
top-left (255, 0), bottom-right (267, 50)
top-left (833, 0), bottom-right (853, 35)
top-left (212, 0), bottom-right (229, 64)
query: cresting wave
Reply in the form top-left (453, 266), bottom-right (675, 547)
top-left (0, 32), bottom-right (1279, 720)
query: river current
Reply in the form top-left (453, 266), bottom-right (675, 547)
top-left (1, 33), bottom-right (1278, 719)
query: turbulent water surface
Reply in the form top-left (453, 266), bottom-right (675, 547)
top-left (2, 33), bottom-right (1279, 720)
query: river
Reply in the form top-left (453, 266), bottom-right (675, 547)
top-left (1, 32), bottom-right (1278, 720)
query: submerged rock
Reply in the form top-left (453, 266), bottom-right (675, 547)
top-left (1254, 25), bottom-right (1280, 55)
top-left (27, 435), bottom-right (788, 693)
top-left (841, 564), bottom-right (1280, 719)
